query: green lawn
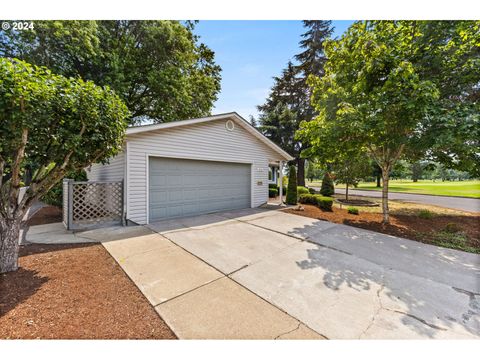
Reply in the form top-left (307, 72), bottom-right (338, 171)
top-left (306, 179), bottom-right (480, 198)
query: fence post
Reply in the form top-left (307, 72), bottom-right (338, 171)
top-left (68, 180), bottom-right (74, 230)
top-left (121, 179), bottom-right (126, 226)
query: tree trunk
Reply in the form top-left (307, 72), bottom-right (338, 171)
top-left (345, 182), bottom-right (349, 201)
top-left (0, 217), bottom-right (22, 273)
top-left (297, 158), bottom-right (306, 187)
top-left (376, 174), bottom-right (381, 188)
top-left (381, 169), bottom-right (390, 224)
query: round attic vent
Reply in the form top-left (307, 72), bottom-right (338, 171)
top-left (225, 120), bottom-right (235, 131)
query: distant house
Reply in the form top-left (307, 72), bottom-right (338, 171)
top-left (87, 112), bottom-right (292, 224)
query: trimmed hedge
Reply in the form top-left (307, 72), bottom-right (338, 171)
top-left (269, 188), bottom-right (278, 198)
top-left (268, 183), bottom-right (278, 190)
top-left (308, 187), bottom-right (316, 194)
top-left (297, 186), bottom-right (309, 196)
top-left (298, 194), bottom-right (333, 211)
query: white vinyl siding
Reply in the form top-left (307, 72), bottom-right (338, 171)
top-left (86, 151), bottom-right (125, 181)
top-left (126, 119), bottom-right (280, 224)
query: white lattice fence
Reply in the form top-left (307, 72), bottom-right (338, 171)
top-left (63, 180), bottom-right (124, 230)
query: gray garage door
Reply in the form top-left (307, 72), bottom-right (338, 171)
top-left (149, 157), bottom-right (251, 222)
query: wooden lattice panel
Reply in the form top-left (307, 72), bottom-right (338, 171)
top-left (71, 182), bottom-right (123, 228)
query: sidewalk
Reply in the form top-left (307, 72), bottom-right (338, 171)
top-left (99, 226), bottom-right (324, 339)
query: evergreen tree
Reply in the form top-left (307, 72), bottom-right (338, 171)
top-left (295, 21), bottom-right (334, 78)
top-left (286, 165), bottom-right (298, 205)
top-left (320, 173), bottom-right (335, 197)
top-left (257, 21), bottom-right (334, 186)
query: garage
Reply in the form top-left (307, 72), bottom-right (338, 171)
top-left (87, 112), bottom-right (293, 225)
top-left (149, 157), bottom-right (251, 221)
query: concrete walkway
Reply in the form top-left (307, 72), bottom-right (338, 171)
top-left (330, 188), bottom-right (480, 212)
top-left (100, 224), bottom-right (323, 340)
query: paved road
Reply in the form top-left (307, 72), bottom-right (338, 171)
top-left (146, 208), bottom-right (480, 339)
top-left (318, 188), bottom-right (479, 213)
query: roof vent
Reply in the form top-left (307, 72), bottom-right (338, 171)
top-left (225, 120), bottom-right (235, 131)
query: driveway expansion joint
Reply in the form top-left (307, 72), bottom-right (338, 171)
top-left (152, 275), bottom-right (225, 307)
top-left (274, 322), bottom-right (301, 339)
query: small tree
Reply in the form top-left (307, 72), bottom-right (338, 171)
top-left (286, 165), bottom-right (298, 205)
top-left (333, 156), bottom-right (370, 200)
top-left (320, 173), bottom-right (334, 197)
top-left (0, 58), bottom-right (130, 273)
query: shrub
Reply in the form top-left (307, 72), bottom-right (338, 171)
top-left (444, 222), bottom-right (461, 233)
top-left (269, 188), bottom-right (278, 198)
top-left (308, 187), bottom-right (316, 194)
top-left (41, 169), bottom-right (87, 207)
top-left (286, 165), bottom-right (297, 205)
top-left (347, 207), bottom-right (359, 215)
top-left (297, 186), bottom-right (309, 196)
top-left (320, 173), bottom-right (334, 196)
top-left (298, 194), bottom-right (317, 205)
top-left (268, 183), bottom-right (278, 190)
top-left (317, 196), bottom-right (333, 211)
top-left (418, 209), bottom-right (434, 219)
top-left (431, 231), bottom-right (471, 251)
top-left (298, 194), bottom-right (333, 211)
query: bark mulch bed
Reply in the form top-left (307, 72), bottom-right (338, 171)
top-left (0, 243), bottom-right (177, 339)
top-left (26, 205), bottom-right (62, 226)
top-left (284, 205), bottom-right (480, 253)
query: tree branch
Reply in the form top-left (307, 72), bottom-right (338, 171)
top-left (8, 127), bottom-right (28, 216)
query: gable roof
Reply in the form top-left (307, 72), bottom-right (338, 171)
top-left (126, 112), bottom-right (294, 161)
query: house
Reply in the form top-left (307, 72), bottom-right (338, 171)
top-left (87, 112), bottom-right (293, 224)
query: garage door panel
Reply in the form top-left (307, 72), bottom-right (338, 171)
top-left (149, 157), bottom-right (251, 222)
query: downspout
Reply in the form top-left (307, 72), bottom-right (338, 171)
top-left (278, 161), bottom-right (283, 205)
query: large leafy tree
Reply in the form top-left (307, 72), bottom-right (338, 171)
top-left (300, 21), bottom-right (480, 223)
top-left (298, 21), bottom-right (440, 223)
top-left (0, 20), bottom-right (221, 124)
top-left (258, 21), bottom-right (334, 186)
top-left (409, 21), bottom-right (480, 175)
top-left (0, 58), bottom-right (130, 273)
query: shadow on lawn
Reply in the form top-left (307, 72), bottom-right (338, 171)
top-left (290, 219), bottom-right (480, 339)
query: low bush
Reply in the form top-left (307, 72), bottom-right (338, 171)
top-left (42, 169), bottom-right (87, 207)
top-left (298, 194), bottom-right (333, 211)
top-left (268, 183), bottom-right (278, 190)
top-left (298, 194), bottom-right (317, 205)
top-left (431, 231), bottom-right (477, 252)
top-left (418, 209), bottom-right (435, 219)
top-left (317, 196), bottom-right (333, 211)
top-left (269, 188), bottom-right (278, 198)
top-left (308, 188), bottom-right (316, 194)
top-left (347, 207), bottom-right (359, 215)
top-left (297, 186), bottom-right (309, 196)
top-left (443, 222), bottom-right (461, 233)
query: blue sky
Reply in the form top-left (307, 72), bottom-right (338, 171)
top-left (194, 20), bottom-right (354, 120)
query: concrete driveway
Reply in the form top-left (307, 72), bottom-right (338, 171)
top-left (146, 208), bottom-right (480, 339)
